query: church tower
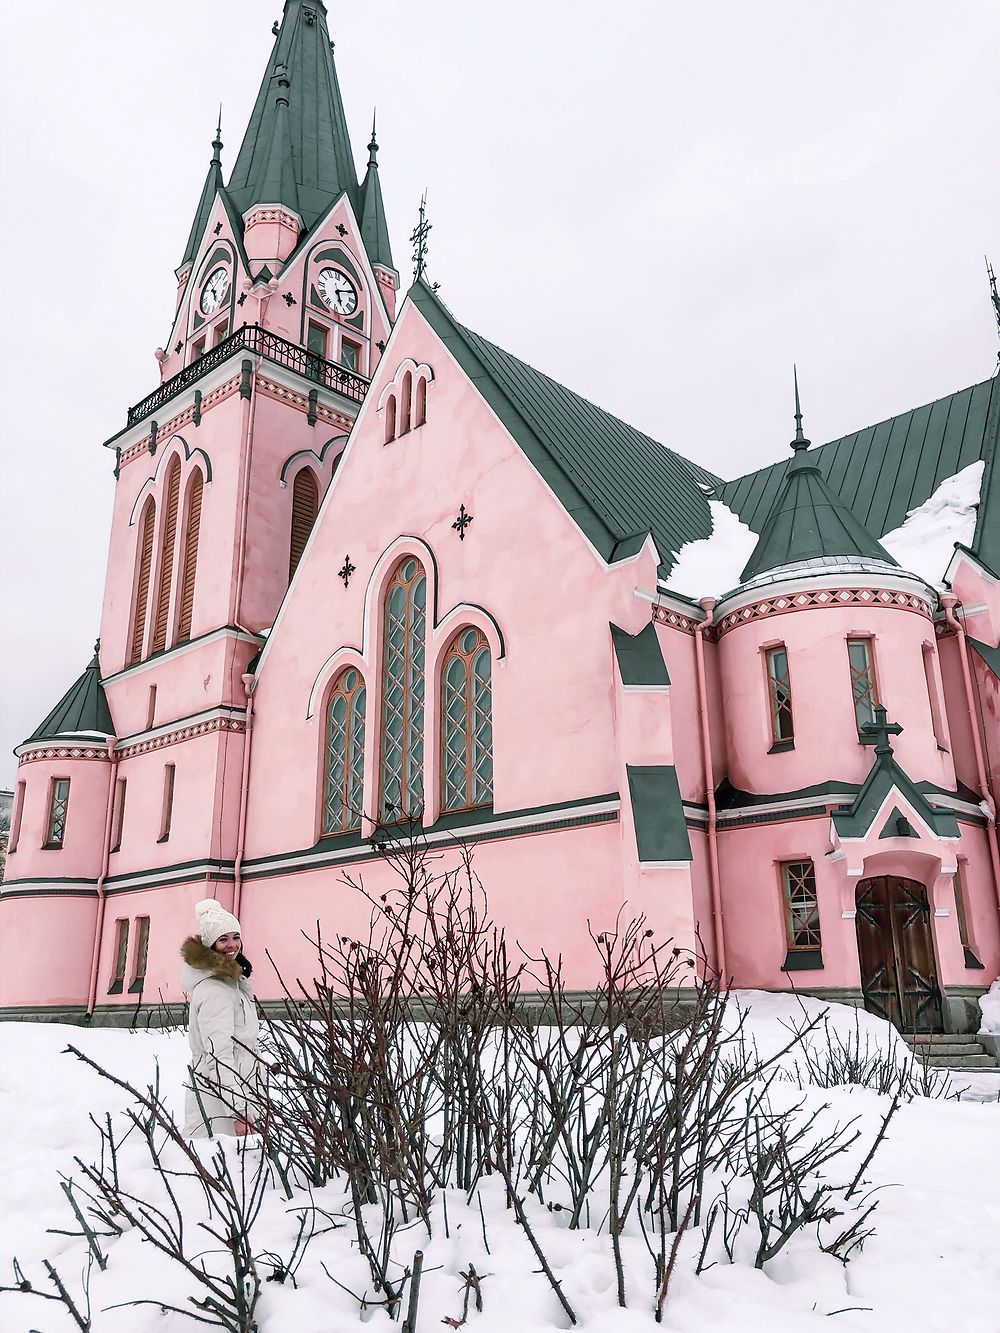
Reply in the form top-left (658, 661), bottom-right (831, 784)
top-left (1, 0), bottom-right (397, 1015)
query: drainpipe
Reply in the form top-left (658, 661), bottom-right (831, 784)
top-left (86, 738), bottom-right (119, 1019)
top-left (232, 674), bottom-right (256, 920)
top-left (693, 597), bottom-right (726, 980)
top-left (941, 593), bottom-right (1000, 914)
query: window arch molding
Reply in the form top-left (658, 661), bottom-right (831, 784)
top-left (377, 359), bottom-right (435, 440)
top-left (128, 436), bottom-right (213, 528)
top-left (278, 435), bottom-right (346, 486)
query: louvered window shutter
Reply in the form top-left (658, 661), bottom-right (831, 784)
top-left (151, 460), bottom-right (181, 653)
top-left (128, 499), bottom-right (156, 664)
top-left (176, 470), bottom-right (204, 643)
top-left (288, 469), bottom-right (319, 581)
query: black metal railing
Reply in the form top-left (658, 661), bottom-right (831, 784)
top-left (125, 324), bottom-right (370, 429)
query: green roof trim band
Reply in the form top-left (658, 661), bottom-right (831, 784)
top-left (626, 765), bottom-right (692, 863)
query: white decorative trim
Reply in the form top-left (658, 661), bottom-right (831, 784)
top-left (115, 706), bottom-right (247, 751)
top-left (102, 627), bottom-right (262, 684)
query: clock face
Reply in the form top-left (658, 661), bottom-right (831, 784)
top-left (200, 266), bottom-right (230, 315)
top-left (317, 267), bottom-right (358, 315)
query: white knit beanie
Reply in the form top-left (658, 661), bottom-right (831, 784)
top-left (195, 898), bottom-right (241, 949)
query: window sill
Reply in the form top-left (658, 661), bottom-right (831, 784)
top-left (768, 740), bottom-right (795, 754)
top-left (128, 978), bottom-right (145, 994)
top-left (42, 843), bottom-right (65, 851)
top-left (156, 835), bottom-right (171, 845)
top-left (781, 949), bottom-right (823, 971)
top-left (963, 947), bottom-right (985, 970)
top-left (107, 980), bottom-right (124, 996)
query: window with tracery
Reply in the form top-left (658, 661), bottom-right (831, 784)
top-left (780, 860), bottom-right (821, 951)
top-left (848, 638), bottom-right (879, 734)
top-left (379, 558), bottom-right (426, 818)
top-left (323, 667), bottom-right (366, 834)
top-left (764, 645), bottom-right (794, 746)
top-left (441, 627), bottom-right (493, 812)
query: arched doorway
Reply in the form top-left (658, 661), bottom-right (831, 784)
top-left (855, 876), bottom-right (943, 1032)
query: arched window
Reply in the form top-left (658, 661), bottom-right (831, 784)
top-left (176, 469), bottom-right (204, 644)
top-left (151, 456), bottom-right (181, 654)
top-left (379, 557), bottom-right (426, 818)
top-left (323, 667), bottom-right (366, 834)
top-left (399, 371), bottom-right (412, 435)
top-left (441, 627), bottom-right (493, 812)
top-left (128, 497), bottom-right (156, 664)
top-left (288, 467), bottom-right (319, 582)
top-left (385, 394), bottom-right (397, 444)
top-left (415, 376), bottom-right (427, 427)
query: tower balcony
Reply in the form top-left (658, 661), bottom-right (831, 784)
top-left (112, 324), bottom-right (371, 438)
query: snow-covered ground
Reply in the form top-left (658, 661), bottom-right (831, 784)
top-left (1, 994), bottom-right (998, 1333)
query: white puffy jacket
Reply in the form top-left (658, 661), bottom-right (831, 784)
top-left (179, 936), bottom-right (260, 1138)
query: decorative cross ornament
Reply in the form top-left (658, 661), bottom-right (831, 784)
top-left (338, 555), bottom-right (356, 587)
top-left (452, 504), bottom-right (473, 541)
top-left (410, 190), bottom-right (432, 283)
top-left (860, 706), bottom-right (903, 759)
top-left (336, 223), bottom-right (348, 237)
top-left (283, 292), bottom-right (296, 306)
top-left (214, 221), bottom-right (223, 236)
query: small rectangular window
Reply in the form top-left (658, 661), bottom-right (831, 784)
top-left (953, 867), bottom-right (984, 969)
top-left (340, 338), bottom-right (360, 372)
top-left (158, 764), bottom-right (176, 843)
top-left (146, 684), bottom-right (158, 731)
top-left (44, 778), bottom-right (70, 848)
top-left (922, 644), bottom-right (948, 750)
top-left (307, 322), bottom-right (329, 358)
top-left (109, 918), bottom-right (129, 994)
top-left (213, 320), bottom-right (230, 345)
top-left (780, 860), bottom-right (822, 961)
top-left (764, 645), bottom-right (794, 747)
top-left (8, 780), bottom-right (25, 855)
top-left (130, 916), bottom-right (150, 993)
top-left (110, 778), bottom-right (127, 853)
top-left (847, 638), bottom-right (879, 734)
top-left (191, 336), bottom-right (206, 363)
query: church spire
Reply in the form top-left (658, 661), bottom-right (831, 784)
top-left (178, 114), bottom-right (225, 270)
top-left (227, 0), bottom-right (360, 232)
top-left (739, 369), bottom-right (897, 583)
top-left (359, 110), bottom-right (395, 274)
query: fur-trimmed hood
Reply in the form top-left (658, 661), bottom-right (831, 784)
top-left (180, 935), bottom-right (244, 991)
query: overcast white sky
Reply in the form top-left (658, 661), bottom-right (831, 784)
top-left (1, 0), bottom-right (998, 790)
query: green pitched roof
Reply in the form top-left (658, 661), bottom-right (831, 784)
top-left (722, 378), bottom-right (1000, 565)
top-left (626, 765), bottom-right (692, 863)
top-left (359, 122), bottom-right (394, 274)
top-left (969, 637), bottom-right (1000, 678)
top-left (227, 0), bottom-right (359, 231)
top-left (611, 622), bottom-right (670, 687)
top-left (408, 281), bottom-right (717, 575)
top-left (180, 124), bottom-right (225, 269)
top-left (25, 647), bottom-right (114, 745)
top-left (830, 718), bottom-right (959, 842)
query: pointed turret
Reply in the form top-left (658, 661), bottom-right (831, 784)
top-left (178, 116), bottom-right (224, 271)
top-left (359, 112), bottom-right (394, 273)
top-left (227, 0), bottom-right (359, 232)
top-left (24, 644), bottom-right (114, 746)
top-left (740, 369), bottom-right (897, 583)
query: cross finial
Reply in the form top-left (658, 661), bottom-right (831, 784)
top-left (860, 705), bottom-right (903, 761)
top-left (791, 364), bottom-right (811, 452)
top-left (410, 190), bottom-right (432, 284)
top-left (987, 256), bottom-right (1000, 362)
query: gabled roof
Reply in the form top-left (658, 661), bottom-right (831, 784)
top-left (180, 124), bottom-right (225, 269)
top-left (25, 647), bottom-right (114, 746)
top-left (409, 281), bottom-right (717, 576)
top-left (227, 0), bottom-right (359, 231)
top-left (722, 379), bottom-right (1000, 562)
top-left (830, 742), bottom-right (959, 842)
top-left (359, 122), bottom-right (394, 274)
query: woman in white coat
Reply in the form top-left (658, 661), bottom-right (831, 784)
top-left (179, 899), bottom-right (260, 1138)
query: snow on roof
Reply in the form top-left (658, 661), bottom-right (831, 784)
top-left (660, 500), bottom-right (758, 599)
top-left (881, 460), bottom-right (984, 589)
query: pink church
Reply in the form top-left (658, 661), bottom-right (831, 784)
top-left (3, 0), bottom-right (999, 1036)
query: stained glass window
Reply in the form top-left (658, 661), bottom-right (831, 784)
top-left (848, 638), bottom-right (879, 733)
top-left (379, 558), bottom-right (426, 818)
top-left (764, 645), bottom-right (794, 744)
top-left (441, 627), bottom-right (493, 812)
top-left (780, 861), bottom-right (821, 950)
top-left (323, 668), bottom-right (366, 834)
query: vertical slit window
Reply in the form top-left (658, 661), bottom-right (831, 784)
top-left (848, 638), bottom-right (879, 734)
top-left (400, 371), bottom-right (412, 435)
top-left (130, 916), bottom-right (150, 992)
top-left (323, 668), bottom-right (366, 834)
top-left (8, 781), bottom-right (25, 855)
top-left (110, 778), bottom-right (127, 853)
top-left (415, 376), bottom-right (427, 426)
top-left (764, 645), bottom-right (794, 746)
top-left (379, 558), bottom-right (426, 819)
top-left (146, 685), bottom-right (158, 731)
top-left (158, 763), bottom-right (176, 843)
top-left (288, 468), bottom-right (319, 582)
top-left (385, 394), bottom-right (397, 443)
top-left (45, 778), bottom-right (70, 849)
top-left (922, 643), bottom-right (948, 749)
top-left (780, 860), bottom-right (821, 951)
top-left (109, 918), bottom-right (129, 993)
top-left (441, 627), bottom-right (493, 812)
top-left (953, 866), bottom-right (983, 967)
top-left (129, 498), bottom-right (156, 664)
top-left (176, 469), bottom-right (204, 644)
top-left (151, 457), bottom-right (181, 654)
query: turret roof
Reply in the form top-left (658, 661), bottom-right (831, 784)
top-left (227, 0), bottom-right (360, 231)
top-left (25, 646), bottom-right (113, 746)
top-left (359, 117), bottom-right (394, 273)
top-left (180, 121), bottom-right (225, 269)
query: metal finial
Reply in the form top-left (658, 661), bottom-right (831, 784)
top-left (791, 364), bottom-right (810, 452)
top-left (410, 189), bottom-right (432, 283)
top-left (988, 256), bottom-right (1000, 352)
top-left (368, 108), bottom-right (379, 168)
top-left (211, 107), bottom-right (223, 165)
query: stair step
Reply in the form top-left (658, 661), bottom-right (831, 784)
top-left (907, 1042), bottom-right (987, 1057)
top-left (903, 1032), bottom-right (982, 1045)
top-left (916, 1055), bottom-right (998, 1069)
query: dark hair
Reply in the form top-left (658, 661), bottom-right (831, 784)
top-left (236, 951), bottom-right (253, 979)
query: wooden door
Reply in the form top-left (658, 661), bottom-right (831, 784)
top-left (855, 876), bottom-right (943, 1033)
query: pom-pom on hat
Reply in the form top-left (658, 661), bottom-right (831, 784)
top-left (195, 898), bottom-right (241, 949)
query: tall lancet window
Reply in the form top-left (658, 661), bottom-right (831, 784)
top-left (129, 497), bottom-right (157, 664)
top-left (176, 469), bottom-right (204, 644)
top-left (323, 668), bottom-right (366, 835)
top-left (288, 467), bottom-right (319, 582)
top-left (151, 456), bottom-right (181, 654)
top-left (379, 557), bottom-right (426, 818)
top-left (441, 627), bottom-right (493, 812)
